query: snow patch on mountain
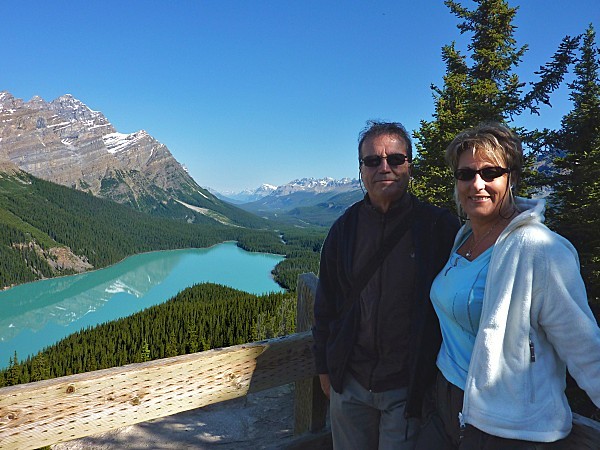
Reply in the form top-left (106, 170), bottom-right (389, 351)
top-left (103, 131), bottom-right (149, 154)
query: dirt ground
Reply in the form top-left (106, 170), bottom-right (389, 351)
top-left (51, 384), bottom-right (303, 450)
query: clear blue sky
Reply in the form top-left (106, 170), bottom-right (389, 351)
top-left (2, 1), bottom-right (598, 193)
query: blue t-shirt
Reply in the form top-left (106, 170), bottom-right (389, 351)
top-left (431, 239), bottom-right (492, 390)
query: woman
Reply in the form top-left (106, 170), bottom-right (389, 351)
top-left (416, 122), bottom-right (600, 449)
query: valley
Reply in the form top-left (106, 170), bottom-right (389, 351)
top-left (0, 91), bottom-right (359, 393)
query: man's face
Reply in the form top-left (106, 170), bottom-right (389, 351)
top-left (360, 134), bottom-right (411, 213)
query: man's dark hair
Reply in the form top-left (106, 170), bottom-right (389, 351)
top-left (357, 120), bottom-right (413, 162)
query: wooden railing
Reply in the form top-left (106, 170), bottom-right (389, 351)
top-left (0, 273), bottom-right (599, 449)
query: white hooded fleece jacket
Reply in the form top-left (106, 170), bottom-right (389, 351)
top-left (458, 197), bottom-right (600, 442)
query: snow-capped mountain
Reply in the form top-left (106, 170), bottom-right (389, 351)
top-left (210, 183), bottom-right (277, 203)
top-left (0, 91), bottom-right (189, 197)
top-left (270, 177), bottom-right (358, 196)
top-left (216, 177), bottom-right (359, 203)
top-left (0, 91), bottom-right (263, 227)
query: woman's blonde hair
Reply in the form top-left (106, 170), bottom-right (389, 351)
top-left (445, 122), bottom-right (524, 218)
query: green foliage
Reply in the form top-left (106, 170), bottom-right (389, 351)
top-left (0, 225), bottom-right (40, 287)
top-left (412, 0), bottom-right (578, 210)
top-left (547, 25), bottom-right (600, 300)
top-left (0, 284), bottom-right (297, 385)
top-left (0, 172), bottom-right (232, 279)
top-left (271, 227), bottom-right (324, 290)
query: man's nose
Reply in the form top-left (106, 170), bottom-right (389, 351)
top-left (378, 157), bottom-right (391, 171)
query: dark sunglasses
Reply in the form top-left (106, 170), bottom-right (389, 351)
top-left (360, 154), bottom-right (409, 168)
top-left (454, 166), bottom-right (511, 182)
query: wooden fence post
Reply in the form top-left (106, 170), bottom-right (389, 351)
top-left (293, 273), bottom-right (328, 435)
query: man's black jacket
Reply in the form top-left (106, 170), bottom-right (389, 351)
top-left (312, 194), bottom-right (460, 417)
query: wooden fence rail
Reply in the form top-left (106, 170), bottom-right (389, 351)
top-left (0, 273), bottom-right (598, 449)
top-left (0, 330), bottom-right (318, 449)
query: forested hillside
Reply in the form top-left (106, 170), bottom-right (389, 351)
top-left (0, 171), bottom-right (324, 386)
top-left (0, 283), bottom-right (296, 386)
top-left (0, 169), bottom-right (325, 291)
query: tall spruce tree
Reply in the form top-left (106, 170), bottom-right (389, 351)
top-left (549, 24), bottom-right (600, 300)
top-left (412, 0), bottom-right (578, 210)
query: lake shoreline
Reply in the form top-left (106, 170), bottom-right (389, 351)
top-left (1, 240), bottom-right (287, 293)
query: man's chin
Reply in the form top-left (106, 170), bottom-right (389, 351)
top-left (373, 185), bottom-right (406, 199)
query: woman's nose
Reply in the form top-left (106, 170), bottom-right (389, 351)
top-left (473, 173), bottom-right (486, 188)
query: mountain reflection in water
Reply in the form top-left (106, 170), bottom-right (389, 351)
top-left (0, 242), bottom-right (284, 368)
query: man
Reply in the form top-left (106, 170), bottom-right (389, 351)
top-left (312, 121), bottom-right (459, 449)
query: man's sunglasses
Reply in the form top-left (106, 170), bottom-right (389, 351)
top-left (360, 154), bottom-right (409, 168)
top-left (454, 166), bottom-right (511, 182)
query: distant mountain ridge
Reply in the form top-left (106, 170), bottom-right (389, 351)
top-left (223, 177), bottom-right (363, 226)
top-left (211, 184), bottom-right (277, 203)
top-left (214, 177), bottom-right (359, 201)
top-left (0, 91), bottom-right (264, 228)
top-left (271, 177), bottom-right (358, 195)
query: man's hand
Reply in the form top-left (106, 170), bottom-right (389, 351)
top-left (319, 374), bottom-right (331, 399)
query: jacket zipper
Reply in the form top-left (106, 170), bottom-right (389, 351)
top-left (458, 412), bottom-right (466, 441)
top-left (529, 337), bottom-right (536, 362)
top-left (368, 214), bottom-right (386, 391)
top-left (529, 335), bottom-right (536, 403)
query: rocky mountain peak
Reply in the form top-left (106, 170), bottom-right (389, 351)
top-left (47, 94), bottom-right (111, 127)
top-left (0, 91), bottom-right (24, 112)
top-left (0, 91), bottom-right (208, 215)
top-left (25, 95), bottom-right (46, 107)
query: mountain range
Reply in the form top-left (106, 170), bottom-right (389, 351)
top-left (212, 178), bottom-right (363, 226)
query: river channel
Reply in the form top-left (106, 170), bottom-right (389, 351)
top-left (0, 242), bottom-right (284, 369)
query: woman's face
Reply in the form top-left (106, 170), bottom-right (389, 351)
top-left (456, 149), bottom-right (511, 223)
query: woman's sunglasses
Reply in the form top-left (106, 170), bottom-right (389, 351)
top-left (454, 166), bottom-right (511, 182)
top-left (360, 154), bottom-right (409, 168)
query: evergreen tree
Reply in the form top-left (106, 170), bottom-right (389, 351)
top-left (30, 354), bottom-right (51, 382)
top-left (412, 0), bottom-right (578, 210)
top-left (141, 339), bottom-right (151, 362)
top-left (6, 351), bottom-right (20, 386)
top-left (412, 43), bottom-right (470, 208)
top-left (549, 24), bottom-right (600, 300)
top-left (165, 330), bottom-right (178, 358)
top-left (186, 325), bottom-right (199, 354)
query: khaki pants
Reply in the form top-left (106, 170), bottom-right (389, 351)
top-left (330, 373), bottom-right (419, 450)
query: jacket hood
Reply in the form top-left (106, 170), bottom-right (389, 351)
top-left (511, 196), bottom-right (546, 226)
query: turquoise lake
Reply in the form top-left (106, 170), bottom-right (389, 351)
top-left (0, 242), bottom-right (284, 369)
